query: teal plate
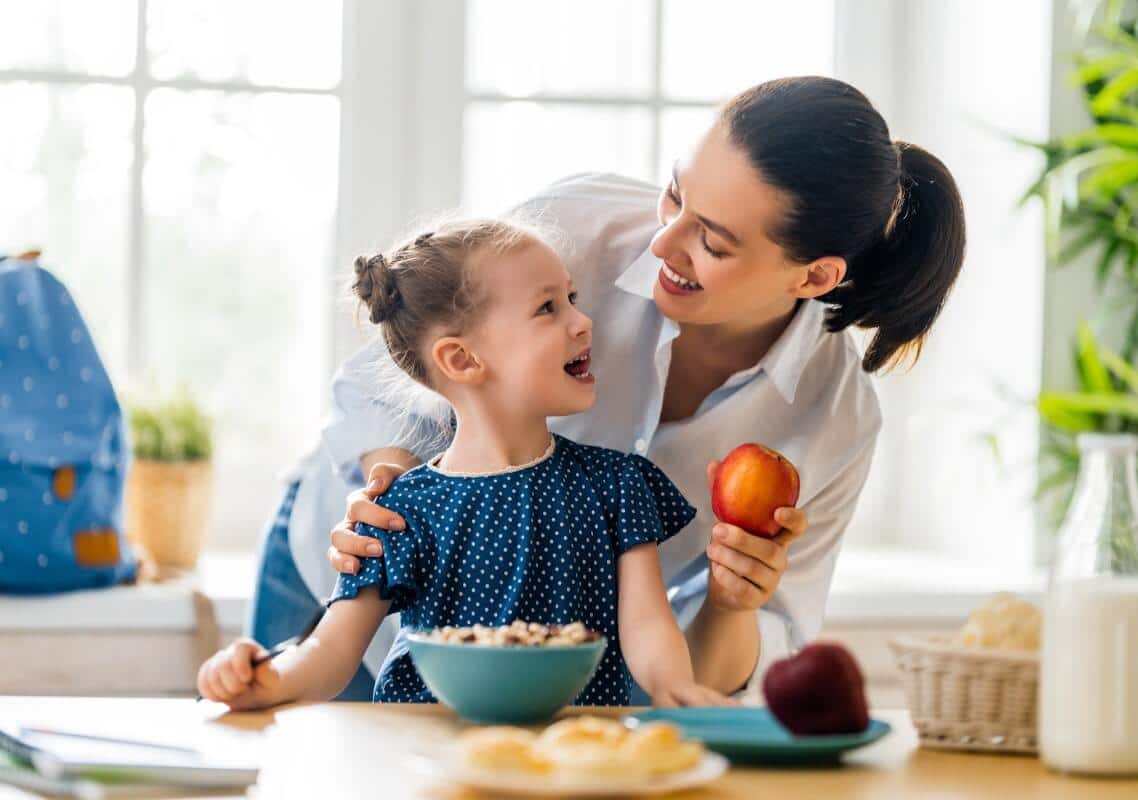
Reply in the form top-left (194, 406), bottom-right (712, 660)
top-left (627, 708), bottom-right (892, 765)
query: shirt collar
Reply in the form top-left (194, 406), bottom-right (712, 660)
top-left (614, 247), bottom-right (660, 299)
top-left (614, 248), bottom-right (824, 404)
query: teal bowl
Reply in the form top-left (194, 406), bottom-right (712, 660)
top-left (406, 634), bottom-right (606, 724)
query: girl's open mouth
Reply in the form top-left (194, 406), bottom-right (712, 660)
top-left (564, 350), bottom-right (594, 383)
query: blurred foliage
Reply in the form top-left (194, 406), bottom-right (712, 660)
top-left (1025, 1), bottom-right (1138, 523)
top-left (129, 396), bottom-right (213, 462)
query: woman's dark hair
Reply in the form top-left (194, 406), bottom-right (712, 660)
top-left (721, 76), bottom-right (966, 372)
top-left (352, 219), bottom-right (540, 386)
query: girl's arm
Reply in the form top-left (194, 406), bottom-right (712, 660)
top-left (274, 590), bottom-right (390, 702)
top-left (198, 591), bottom-right (389, 709)
top-left (617, 544), bottom-right (735, 707)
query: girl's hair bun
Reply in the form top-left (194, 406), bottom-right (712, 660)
top-left (352, 252), bottom-right (400, 324)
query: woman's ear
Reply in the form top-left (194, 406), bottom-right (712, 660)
top-left (796, 256), bottom-right (846, 298)
top-left (431, 336), bottom-right (485, 385)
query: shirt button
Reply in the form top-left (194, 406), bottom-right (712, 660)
top-left (634, 438), bottom-right (648, 453)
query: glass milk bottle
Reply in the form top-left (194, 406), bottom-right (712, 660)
top-left (1039, 433), bottom-right (1138, 775)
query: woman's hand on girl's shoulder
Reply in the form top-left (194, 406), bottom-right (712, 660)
top-left (327, 462), bottom-right (409, 575)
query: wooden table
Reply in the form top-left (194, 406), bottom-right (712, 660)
top-left (1, 697), bottom-right (1136, 799)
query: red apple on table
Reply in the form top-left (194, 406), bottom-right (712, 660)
top-left (711, 443), bottom-right (800, 537)
top-left (762, 642), bottom-right (870, 736)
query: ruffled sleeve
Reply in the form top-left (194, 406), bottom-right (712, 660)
top-left (606, 454), bottom-right (697, 555)
top-left (328, 515), bottom-right (422, 613)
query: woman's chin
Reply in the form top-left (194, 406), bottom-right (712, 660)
top-left (652, 281), bottom-right (705, 322)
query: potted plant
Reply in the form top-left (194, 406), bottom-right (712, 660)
top-left (125, 398), bottom-right (214, 568)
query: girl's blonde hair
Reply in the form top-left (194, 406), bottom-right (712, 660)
top-left (352, 218), bottom-right (543, 387)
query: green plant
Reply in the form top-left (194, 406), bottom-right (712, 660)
top-left (1025, 3), bottom-right (1138, 523)
top-left (1024, 4), bottom-right (1138, 351)
top-left (129, 398), bottom-right (213, 462)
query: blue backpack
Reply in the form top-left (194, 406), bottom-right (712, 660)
top-left (0, 255), bottom-right (136, 593)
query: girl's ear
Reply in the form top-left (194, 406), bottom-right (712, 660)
top-left (431, 336), bottom-right (485, 385)
top-left (795, 256), bottom-right (847, 299)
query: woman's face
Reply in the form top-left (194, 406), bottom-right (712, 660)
top-left (650, 123), bottom-right (811, 329)
top-left (463, 240), bottom-right (596, 419)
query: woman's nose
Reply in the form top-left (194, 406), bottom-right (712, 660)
top-left (650, 219), bottom-right (688, 266)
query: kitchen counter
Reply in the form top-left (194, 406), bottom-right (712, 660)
top-left (0, 697), bottom-right (1134, 799)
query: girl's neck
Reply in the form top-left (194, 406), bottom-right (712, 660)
top-left (436, 404), bottom-right (552, 474)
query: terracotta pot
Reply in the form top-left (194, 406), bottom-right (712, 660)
top-left (125, 459), bottom-right (213, 568)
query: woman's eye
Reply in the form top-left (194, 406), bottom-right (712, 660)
top-left (536, 300), bottom-right (554, 315)
top-left (665, 184), bottom-right (680, 205)
top-left (701, 235), bottom-right (726, 259)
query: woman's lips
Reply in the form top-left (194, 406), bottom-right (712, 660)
top-left (658, 266), bottom-right (704, 296)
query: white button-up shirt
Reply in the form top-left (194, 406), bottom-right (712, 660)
top-left (287, 173), bottom-right (882, 699)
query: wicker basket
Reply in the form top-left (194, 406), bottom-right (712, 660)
top-left (125, 459), bottom-right (213, 568)
top-left (889, 635), bottom-right (1039, 754)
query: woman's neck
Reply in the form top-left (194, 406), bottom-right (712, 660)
top-left (675, 299), bottom-right (800, 375)
top-left (436, 400), bottom-right (552, 474)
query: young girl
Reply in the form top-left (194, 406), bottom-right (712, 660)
top-left (198, 219), bottom-right (732, 710)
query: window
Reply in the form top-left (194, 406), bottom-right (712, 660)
top-left (461, 0), bottom-right (837, 212)
top-left (0, 0), bottom-right (343, 543)
top-left (4, 0), bottom-right (1054, 572)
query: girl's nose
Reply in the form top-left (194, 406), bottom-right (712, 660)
top-left (570, 306), bottom-right (593, 337)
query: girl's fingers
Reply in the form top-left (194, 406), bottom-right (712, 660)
top-left (203, 669), bottom-right (229, 703)
top-left (216, 660), bottom-right (247, 697)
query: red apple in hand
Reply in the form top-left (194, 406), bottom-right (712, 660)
top-left (711, 443), bottom-right (800, 537)
top-left (762, 642), bottom-right (870, 736)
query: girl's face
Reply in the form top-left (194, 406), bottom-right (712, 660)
top-left (465, 240), bottom-right (596, 419)
top-left (649, 123), bottom-right (819, 329)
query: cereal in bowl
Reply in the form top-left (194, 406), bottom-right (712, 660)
top-left (423, 620), bottom-right (602, 647)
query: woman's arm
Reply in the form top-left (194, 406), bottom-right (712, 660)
top-left (617, 544), bottom-right (733, 707)
top-left (689, 433), bottom-right (876, 698)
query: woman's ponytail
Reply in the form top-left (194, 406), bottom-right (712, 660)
top-left (824, 142), bottom-right (966, 372)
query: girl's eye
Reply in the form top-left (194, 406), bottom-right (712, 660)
top-left (568, 291), bottom-right (578, 305)
top-left (665, 184), bottom-right (680, 205)
top-left (536, 300), bottom-right (554, 315)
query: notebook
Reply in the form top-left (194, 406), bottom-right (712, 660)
top-left (0, 725), bottom-right (258, 791)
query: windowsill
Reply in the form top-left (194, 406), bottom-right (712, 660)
top-left (823, 547), bottom-right (1045, 625)
top-left (0, 547), bottom-right (1046, 633)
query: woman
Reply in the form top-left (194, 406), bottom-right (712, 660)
top-left (253, 76), bottom-right (965, 700)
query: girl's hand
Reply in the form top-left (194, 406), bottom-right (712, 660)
top-left (197, 638), bottom-right (284, 711)
top-left (703, 460), bottom-right (808, 612)
top-left (651, 681), bottom-right (740, 708)
top-left (327, 462), bottom-right (409, 575)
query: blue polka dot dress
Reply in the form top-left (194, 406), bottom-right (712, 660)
top-left (329, 434), bottom-right (696, 706)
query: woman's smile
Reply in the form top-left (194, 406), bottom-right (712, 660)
top-left (658, 263), bottom-right (704, 295)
